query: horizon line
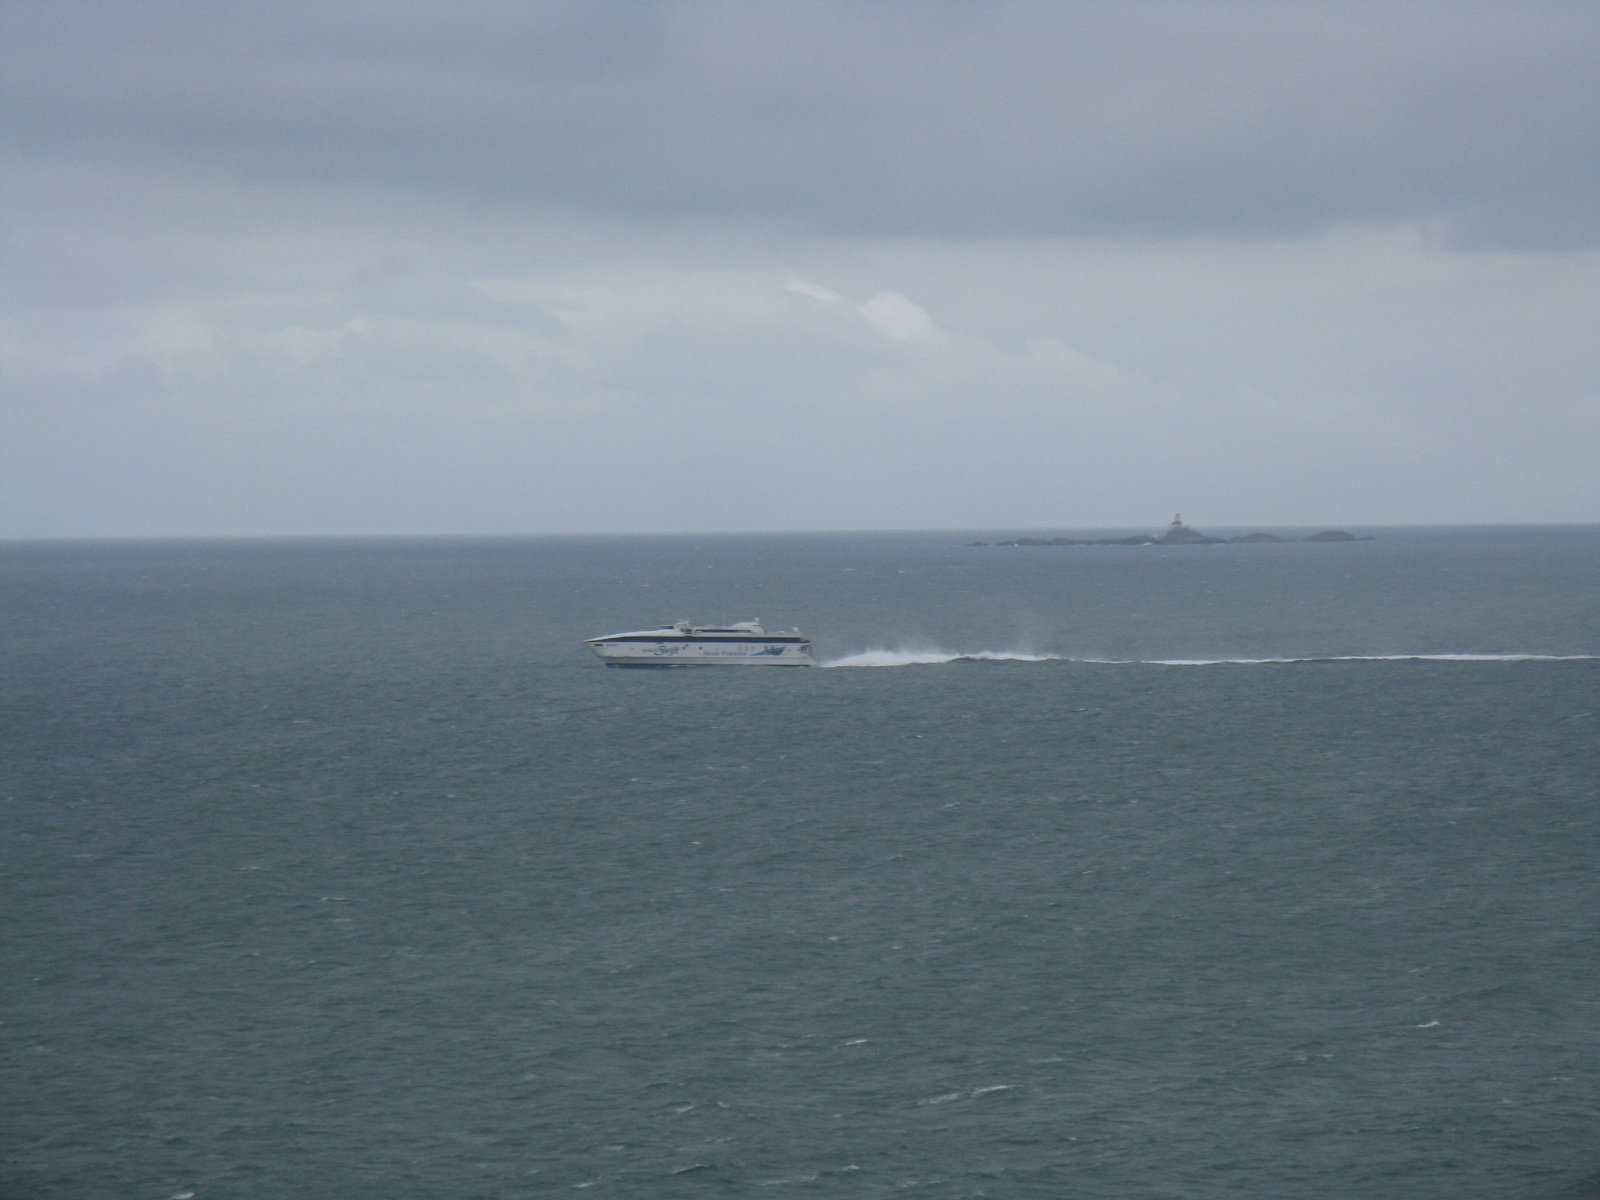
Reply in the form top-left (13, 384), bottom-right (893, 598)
top-left (4, 521), bottom-right (1598, 545)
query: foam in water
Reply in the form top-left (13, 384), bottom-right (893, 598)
top-left (823, 649), bottom-right (1594, 668)
top-left (1120, 653), bottom-right (1597, 666)
top-left (821, 648), bottom-right (1059, 668)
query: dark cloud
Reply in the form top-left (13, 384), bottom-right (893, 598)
top-left (5, 0), bottom-right (1599, 247)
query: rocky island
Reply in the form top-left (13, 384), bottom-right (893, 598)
top-left (973, 516), bottom-right (1374, 547)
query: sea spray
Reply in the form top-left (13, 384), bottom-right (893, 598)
top-left (821, 648), bottom-right (1060, 667)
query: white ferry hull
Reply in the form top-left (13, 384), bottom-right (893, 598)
top-left (586, 621), bottom-right (815, 667)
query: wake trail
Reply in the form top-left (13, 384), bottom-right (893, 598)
top-left (821, 648), bottom-right (1059, 668)
top-left (820, 649), bottom-right (1594, 668)
top-left (1100, 653), bottom-right (1597, 666)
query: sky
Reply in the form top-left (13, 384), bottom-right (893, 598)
top-left (3, 0), bottom-right (1598, 537)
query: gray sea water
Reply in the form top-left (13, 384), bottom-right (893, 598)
top-left (3, 526), bottom-right (1598, 1199)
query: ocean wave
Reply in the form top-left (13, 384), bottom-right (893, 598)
top-left (821, 648), bottom-right (1059, 668)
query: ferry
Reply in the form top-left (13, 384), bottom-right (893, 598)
top-left (586, 620), bottom-right (815, 667)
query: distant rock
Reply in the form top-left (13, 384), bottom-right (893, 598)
top-left (995, 534), bottom-right (1155, 546)
top-left (1158, 519), bottom-right (1227, 544)
top-left (986, 518), bottom-right (1372, 548)
top-left (1304, 530), bottom-right (1373, 542)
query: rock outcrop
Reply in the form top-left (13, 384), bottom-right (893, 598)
top-left (989, 516), bottom-right (1374, 547)
top-left (1304, 530), bottom-right (1373, 542)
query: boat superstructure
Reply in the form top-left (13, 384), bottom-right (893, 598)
top-left (586, 620), bottom-right (815, 667)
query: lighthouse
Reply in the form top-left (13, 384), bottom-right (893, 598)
top-left (1159, 513), bottom-right (1208, 543)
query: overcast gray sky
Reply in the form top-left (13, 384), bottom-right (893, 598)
top-left (3, 0), bottom-right (1597, 536)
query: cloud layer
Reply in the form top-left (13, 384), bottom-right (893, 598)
top-left (7, 0), bottom-right (1600, 247)
top-left (2, 2), bottom-right (1598, 535)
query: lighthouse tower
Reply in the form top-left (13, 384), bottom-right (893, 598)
top-left (1159, 513), bottom-right (1207, 543)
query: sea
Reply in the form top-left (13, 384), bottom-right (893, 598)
top-left (2, 526), bottom-right (1597, 1200)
